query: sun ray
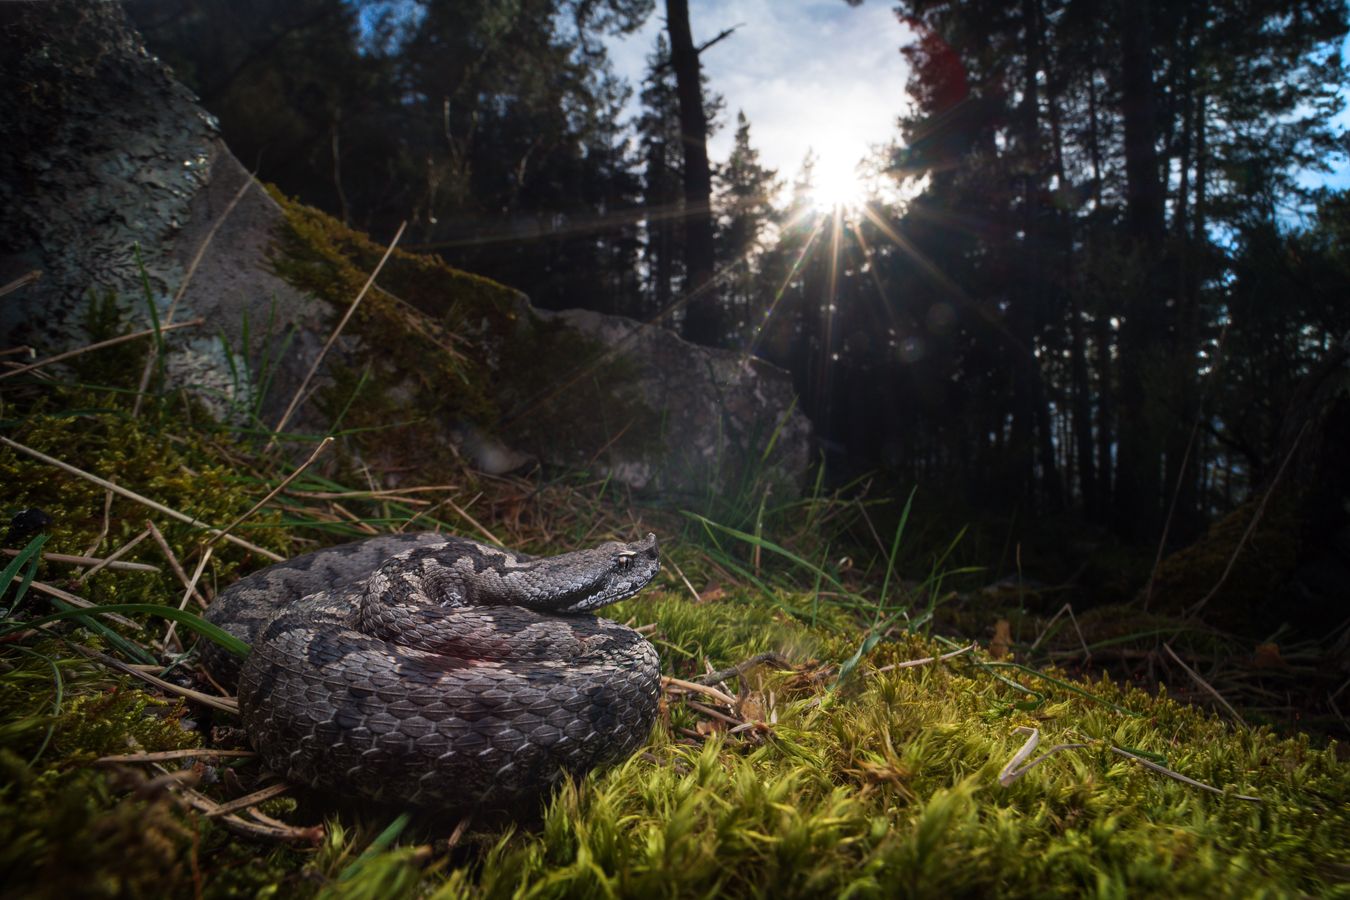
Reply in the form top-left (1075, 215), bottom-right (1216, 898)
top-left (745, 213), bottom-right (830, 361)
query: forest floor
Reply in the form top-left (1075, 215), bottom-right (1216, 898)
top-left (1, 366), bottom-right (1347, 898)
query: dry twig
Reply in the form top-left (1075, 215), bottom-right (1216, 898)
top-left (205, 436), bottom-right (333, 548)
top-left (0, 319), bottom-right (203, 382)
top-left (203, 783), bottom-right (290, 818)
top-left (96, 748), bottom-right (256, 765)
top-left (76, 527), bottom-right (151, 584)
top-left (1, 548), bottom-right (159, 573)
top-left (71, 644), bottom-right (239, 714)
top-left (10, 579), bottom-right (140, 629)
top-left (874, 642), bottom-right (976, 673)
top-left (662, 675), bottom-right (738, 706)
top-left (180, 787), bottom-right (324, 844)
top-left (146, 520), bottom-right (209, 607)
top-left (161, 547), bottom-right (213, 652)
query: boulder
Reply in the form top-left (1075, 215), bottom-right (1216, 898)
top-left (0, 0), bottom-right (811, 498)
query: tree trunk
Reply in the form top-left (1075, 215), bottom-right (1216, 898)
top-left (665, 0), bottom-right (720, 345)
top-left (1114, 0), bottom-right (1166, 540)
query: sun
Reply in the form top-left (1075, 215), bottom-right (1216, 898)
top-left (807, 145), bottom-right (868, 212)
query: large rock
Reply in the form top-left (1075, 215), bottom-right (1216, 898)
top-left (537, 308), bottom-right (811, 496)
top-left (0, 1), bottom-right (810, 498)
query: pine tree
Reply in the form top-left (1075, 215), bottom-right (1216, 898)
top-left (715, 111), bottom-right (781, 343)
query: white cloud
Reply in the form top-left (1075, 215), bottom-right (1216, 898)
top-left (607, 0), bottom-right (913, 186)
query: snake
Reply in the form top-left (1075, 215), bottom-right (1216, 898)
top-left (200, 532), bottom-right (661, 808)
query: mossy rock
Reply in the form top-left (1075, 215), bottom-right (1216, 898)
top-left (1145, 493), bottom-right (1300, 632)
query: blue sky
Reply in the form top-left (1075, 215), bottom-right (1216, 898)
top-left (605, 0), bottom-right (915, 202)
top-left (605, 4), bottom-right (1349, 209)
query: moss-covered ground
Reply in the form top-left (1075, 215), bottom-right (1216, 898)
top-left (1, 359), bottom-right (1346, 899)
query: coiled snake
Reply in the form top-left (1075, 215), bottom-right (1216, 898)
top-left (201, 533), bottom-right (661, 807)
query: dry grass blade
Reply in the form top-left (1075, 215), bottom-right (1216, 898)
top-left (96, 748), bottom-right (256, 764)
top-left (1162, 642), bottom-right (1247, 727)
top-left (13, 579), bottom-right (141, 629)
top-left (286, 485), bottom-right (459, 501)
top-left (1107, 746), bottom-right (1261, 802)
top-left (0, 436), bottom-right (283, 562)
top-left (664, 555), bottom-right (702, 605)
top-left (1186, 420), bottom-right (1309, 618)
top-left (162, 546), bottom-right (213, 651)
top-left (1, 548), bottom-right (159, 573)
top-left (203, 783), bottom-right (290, 818)
top-left (662, 675), bottom-right (738, 706)
top-left (271, 220), bottom-right (407, 438)
top-left (76, 527), bottom-right (151, 584)
top-left (874, 642), bottom-right (976, 673)
top-left (180, 788), bottom-right (324, 844)
top-left (71, 644), bottom-right (240, 714)
top-left (998, 726), bottom-right (1261, 801)
top-left (146, 520), bottom-right (208, 607)
top-left (998, 726), bottom-right (1089, 786)
top-left (1029, 604), bottom-right (1091, 659)
top-left (205, 436), bottom-right (333, 548)
top-left (0, 269), bottom-right (41, 298)
top-left (438, 494), bottom-right (501, 545)
top-left (0, 319), bottom-right (203, 381)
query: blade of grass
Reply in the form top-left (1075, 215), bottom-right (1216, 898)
top-left (1, 603), bottom-right (249, 658)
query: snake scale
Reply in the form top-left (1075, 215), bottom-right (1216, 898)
top-left (200, 533), bottom-right (661, 807)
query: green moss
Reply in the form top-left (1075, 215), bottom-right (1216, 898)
top-left (265, 188), bottom-right (662, 473)
top-left (1, 386), bottom-right (1346, 898)
top-left (1146, 493), bottom-right (1300, 630)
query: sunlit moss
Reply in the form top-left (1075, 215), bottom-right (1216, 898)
top-left (0, 383), bottom-right (1345, 898)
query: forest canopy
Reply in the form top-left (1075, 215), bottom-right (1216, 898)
top-left (124, 0), bottom-right (1350, 555)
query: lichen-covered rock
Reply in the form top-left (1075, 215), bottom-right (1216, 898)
top-left (0, 0), bottom-right (811, 497)
top-left (536, 308), bottom-right (811, 496)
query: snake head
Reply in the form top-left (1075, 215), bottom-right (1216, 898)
top-left (548, 532), bottom-right (660, 613)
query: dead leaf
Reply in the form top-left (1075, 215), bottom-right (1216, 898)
top-left (1253, 642), bottom-right (1284, 668)
top-left (990, 619), bottom-right (1012, 660)
top-left (698, 583), bottom-right (728, 603)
